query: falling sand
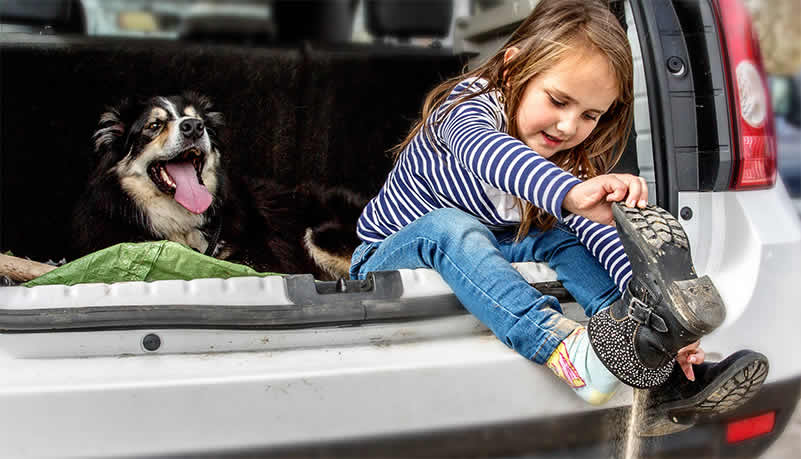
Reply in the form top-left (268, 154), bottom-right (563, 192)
top-left (622, 389), bottom-right (648, 459)
top-left (595, 392), bottom-right (645, 459)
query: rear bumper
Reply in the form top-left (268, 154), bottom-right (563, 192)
top-left (169, 377), bottom-right (801, 459)
top-left (1, 330), bottom-right (795, 459)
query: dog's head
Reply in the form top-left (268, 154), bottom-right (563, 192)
top-left (93, 92), bottom-right (225, 215)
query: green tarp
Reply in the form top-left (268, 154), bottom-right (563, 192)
top-left (24, 241), bottom-right (280, 287)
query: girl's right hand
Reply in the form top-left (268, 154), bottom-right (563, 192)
top-left (676, 340), bottom-right (705, 381)
top-left (562, 174), bottom-right (648, 225)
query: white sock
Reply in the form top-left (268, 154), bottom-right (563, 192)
top-left (546, 326), bottom-right (621, 405)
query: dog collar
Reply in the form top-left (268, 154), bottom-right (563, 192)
top-left (204, 216), bottom-right (223, 257)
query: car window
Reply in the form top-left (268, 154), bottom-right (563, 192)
top-left (70, 0), bottom-right (466, 48)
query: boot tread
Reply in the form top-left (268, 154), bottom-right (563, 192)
top-left (636, 355), bottom-right (769, 437)
top-left (618, 205), bottom-right (689, 250)
top-left (674, 359), bottom-right (768, 416)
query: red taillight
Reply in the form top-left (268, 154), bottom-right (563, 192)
top-left (726, 411), bottom-right (776, 443)
top-left (713, 0), bottom-right (777, 189)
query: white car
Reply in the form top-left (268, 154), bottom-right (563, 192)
top-left (0, 0), bottom-right (798, 457)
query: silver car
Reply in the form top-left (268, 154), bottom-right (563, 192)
top-left (0, 0), bottom-right (798, 457)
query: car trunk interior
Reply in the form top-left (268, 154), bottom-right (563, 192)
top-left (0, 37), bottom-right (465, 263)
top-left (0, 0), bottom-right (646, 279)
top-left (0, 38), bottom-right (644, 266)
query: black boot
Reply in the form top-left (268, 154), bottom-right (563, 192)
top-left (637, 350), bottom-right (770, 437)
top-left (588, 204), bottom-right (726, 388)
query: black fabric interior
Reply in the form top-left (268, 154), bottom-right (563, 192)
top-left (0, 37), bottom-right (464, 260)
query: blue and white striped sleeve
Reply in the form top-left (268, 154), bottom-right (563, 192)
top-left (564, 214), bottom-right (633, 293)
top-left (436, 88), bottom-right (581, 221)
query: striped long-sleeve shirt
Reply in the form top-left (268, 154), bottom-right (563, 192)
top-left (357, 78), bottom-right (632, 292)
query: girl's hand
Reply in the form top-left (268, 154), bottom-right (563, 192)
top-left (676, 340), bottom-right (706, 381)
top-left (562, 173), bottom-right (649, 225)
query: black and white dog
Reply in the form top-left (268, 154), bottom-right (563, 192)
top-left (73, 92), bottom-right (365, 279)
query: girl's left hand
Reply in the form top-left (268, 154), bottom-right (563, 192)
top-left (562, 173), bottom-right (649, 225)
top-left (676, 340), bottom-right (705, 381)
top-left (604, 173), bottom-right (649, 208)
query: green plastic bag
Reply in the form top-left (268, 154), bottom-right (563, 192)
top-left (24, 241), bottom-right (280, 287)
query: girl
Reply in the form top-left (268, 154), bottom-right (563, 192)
top-left (350, 0), bottom-right (766, 420)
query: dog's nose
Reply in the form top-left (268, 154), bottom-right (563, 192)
top-left (180, 118), bottom-right (205, 139)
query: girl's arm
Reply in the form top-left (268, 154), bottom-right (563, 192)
top-left (437, 89), bottom-right (581, 222)
top-left (437, 86), bottom-right (648, 224)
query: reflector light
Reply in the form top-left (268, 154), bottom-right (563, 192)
top-left (735, 60), bottom-right (767, 128)
top-left (712, 0), bottom-right (777, 189)
top-left (726, 412), bottom-right (776, 443)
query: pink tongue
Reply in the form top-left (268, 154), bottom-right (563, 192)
top-left (165, 162), bottom-right (212, 214)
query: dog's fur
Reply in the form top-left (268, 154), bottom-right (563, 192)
top-left (73, 92), bottom-right (366, 280)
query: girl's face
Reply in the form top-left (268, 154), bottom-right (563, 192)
top-left (505, 47), bottom-right (619, 159)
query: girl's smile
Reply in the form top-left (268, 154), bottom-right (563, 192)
top-left (504, 47), bottom-right (619, 158)
top-left (541, 131), bottom-right (565, 147)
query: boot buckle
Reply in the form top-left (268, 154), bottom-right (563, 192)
top-left (628, 296), bottom-right (668, 333)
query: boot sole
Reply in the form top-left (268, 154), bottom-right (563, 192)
top-left (636, 351), bottom-right (770, 437)
top-left (612, 203), bottom-right (725, 335)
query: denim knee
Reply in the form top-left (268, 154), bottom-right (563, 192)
top-left (348, 209), bottom-right (495, 280)
top-left (349, 241), bottom-right (379, 280)
top-left (536, 225), bottom-right (585, 259)
top-left (536, 225), bottom-right (620, 317)
top-left (415, 208), bottom-right (495, 247)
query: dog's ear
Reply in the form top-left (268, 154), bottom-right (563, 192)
top-left (92, 98), bottom-right (131, 155)
top-left (205, 110), bottom-right (225, 130)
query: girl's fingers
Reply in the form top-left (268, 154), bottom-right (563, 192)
top-left (681, 349), bottom-right (704, 380)
top-left (591, 174), bottom-right (650, 207)
top-left (609, 177), bottom-right (628, 201)
top-left (680, 359), bottom-right (696, 381)
top-left (608, 173), bottom-right (645, 207)
top-left (678, 340), bottom-right (701, 354)
top-left (625, 177), bottom-right (641, 207)
top-left (676, 341), bottom-right (704, 381)
top-left (690, 347), bottom-right (705, 365)
top-left (638, 176), bottom-right (648, 207)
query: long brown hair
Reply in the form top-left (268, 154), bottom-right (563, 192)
top-left (393, 0), bottom-right (633, 239)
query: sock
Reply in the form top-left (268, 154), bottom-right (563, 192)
top-left (546, 326), bottom-right (621, 405)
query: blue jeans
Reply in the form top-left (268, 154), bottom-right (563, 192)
top-left (350, 208), bottom-right (620, 364)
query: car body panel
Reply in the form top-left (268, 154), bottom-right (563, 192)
top-left (0, 0), bottom-right (799, 458)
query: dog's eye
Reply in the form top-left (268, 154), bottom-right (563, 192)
top-left (147, 120), bottom-right (163, 131)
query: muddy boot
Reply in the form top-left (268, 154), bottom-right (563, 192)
top-left (588, 203), bottom-right (726, 388)
top-left (637, 350), bottom-right (770, 436)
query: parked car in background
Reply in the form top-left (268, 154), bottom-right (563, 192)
top-left (772, 73), bottom-right (801, 213)
top-left (1, 0), bottom-right (799, 458)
